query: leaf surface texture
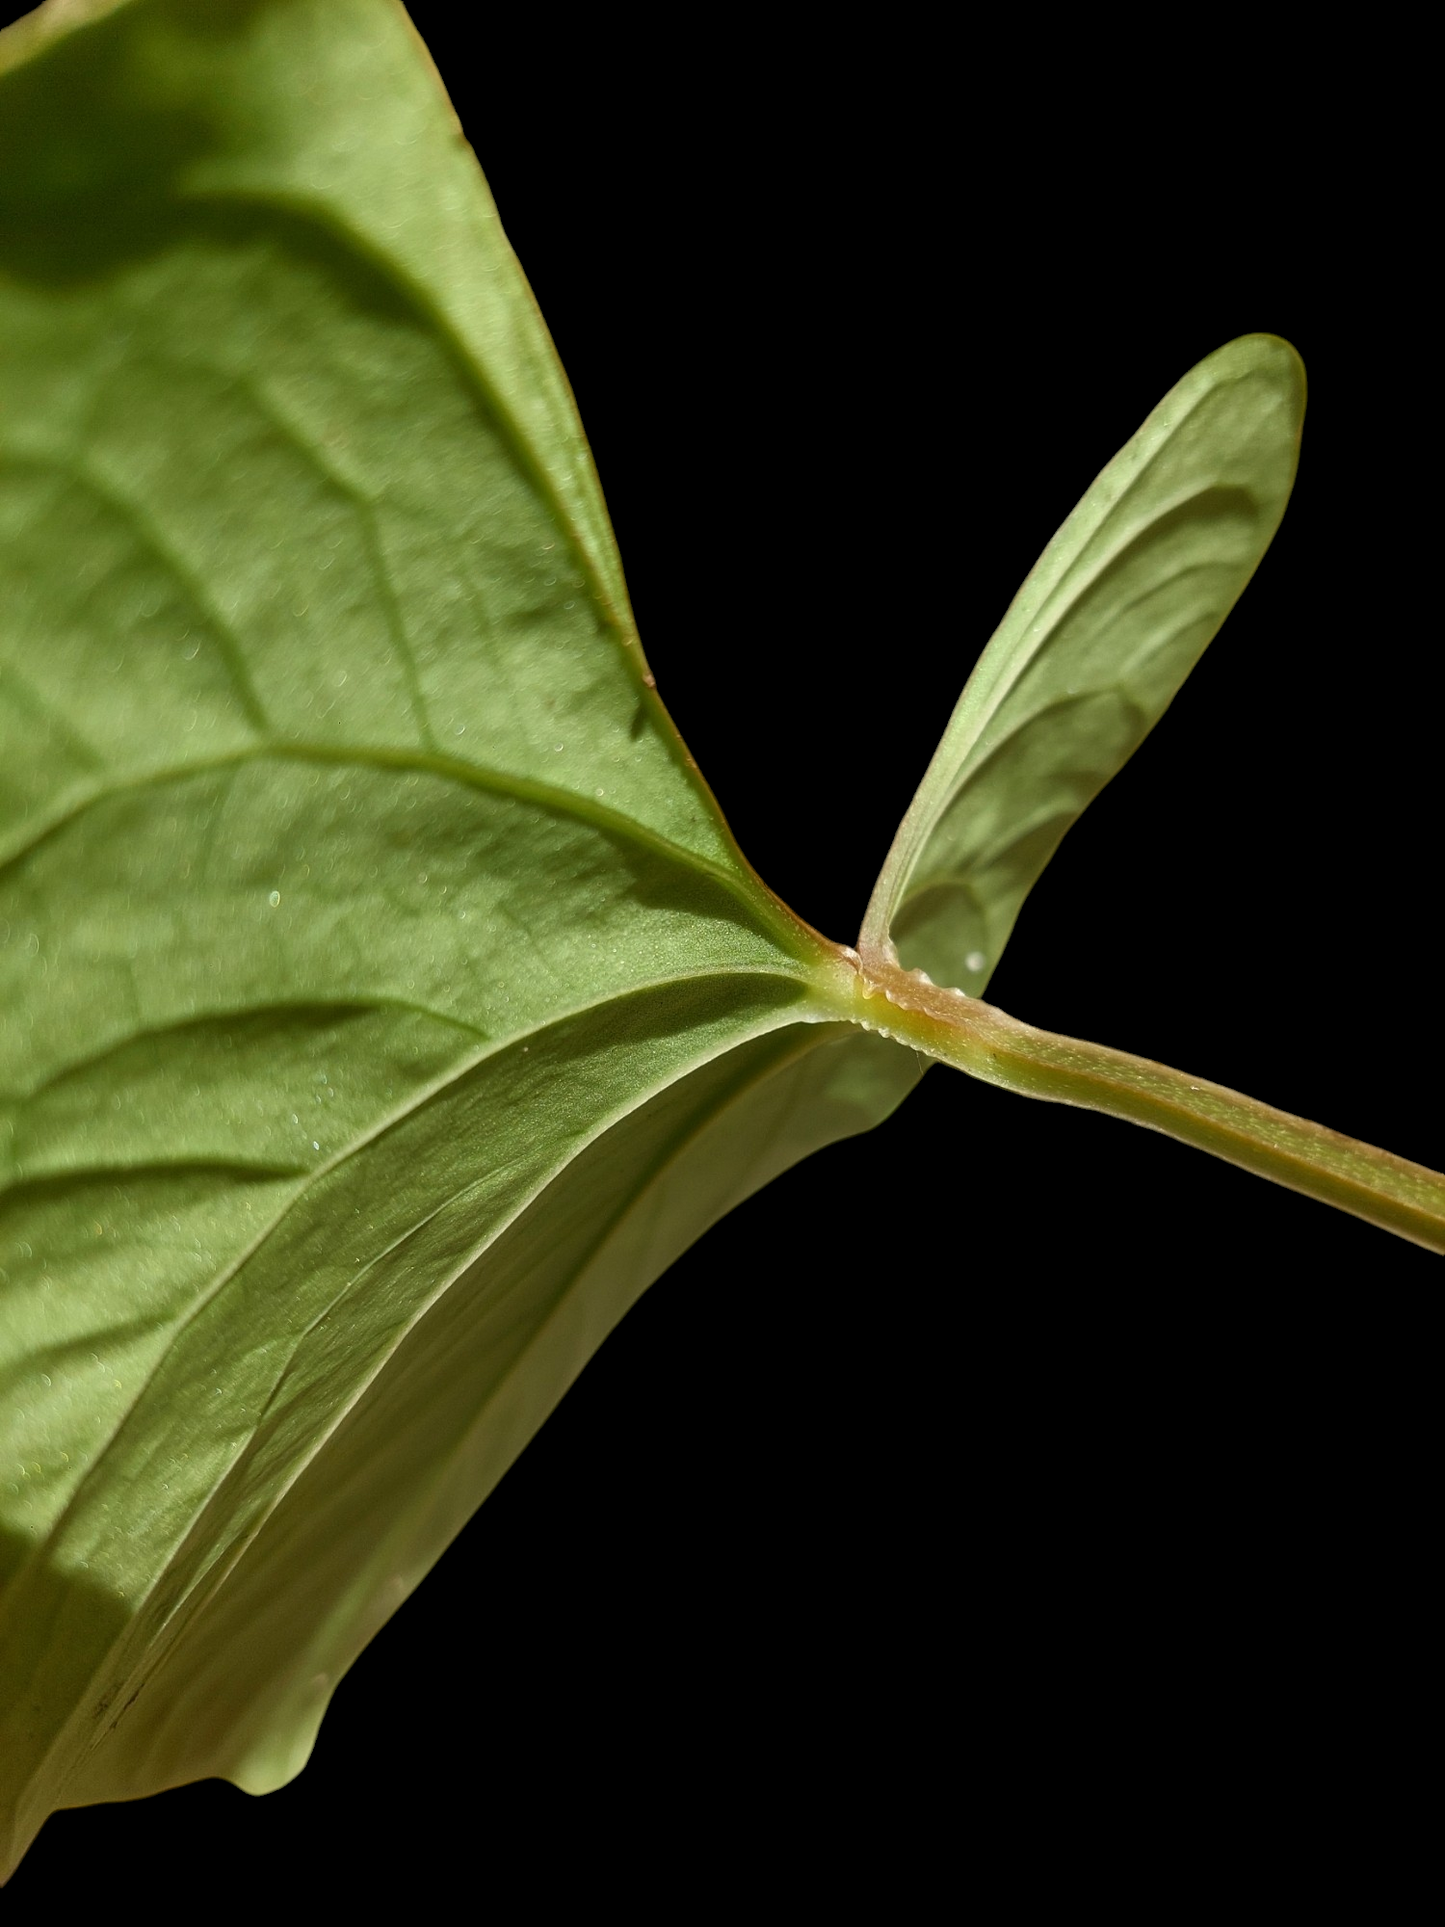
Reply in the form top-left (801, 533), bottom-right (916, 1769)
top-left (863, 335), bottom-right (1305, 990)
top-left (0, 0), bottom-right (917, 1869)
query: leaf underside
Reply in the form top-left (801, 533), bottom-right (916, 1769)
top-left (864, 333), bottom-right (1304, 994)
top-left (0, 0), bottom-right (917, 1872)
top-left (0, 0), bottom-right (1316, 1880)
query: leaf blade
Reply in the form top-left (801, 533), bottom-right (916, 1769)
top-left (0, 0), bottom-right (895, 1871)
top-left (862, 334), bottom-right (1305, 990)
top-left (36, 1025), bottom-right (917, 1814)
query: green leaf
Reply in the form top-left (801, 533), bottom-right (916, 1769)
top-left (0, 0), bottom-right (916, 1872)
top-left (1, 0), bottom-right (1429, 1889)
top-left (861, 334), bottom-right (1305, 993)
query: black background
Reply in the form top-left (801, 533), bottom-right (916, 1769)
top-left (4, 0), bottom-right (1438, 1906)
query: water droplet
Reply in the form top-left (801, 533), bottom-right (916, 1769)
top-left (268, 890), bottom-right (281, 908)
top-left (965, 950), bottom-right (986, 973)
top-left (311, 1140), bottom-right (321, 1151)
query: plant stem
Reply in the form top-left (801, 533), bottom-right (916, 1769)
top-left (818, 947), bottom-right (1445, 1253)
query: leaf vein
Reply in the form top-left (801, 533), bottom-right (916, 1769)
top-left (0, 742), bottom-right (783, 935)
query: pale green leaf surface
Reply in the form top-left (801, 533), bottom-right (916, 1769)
top-left (862, 335), bottom-right (1305, 993)
top-left (0, 0), bottom-right (917, 1873)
